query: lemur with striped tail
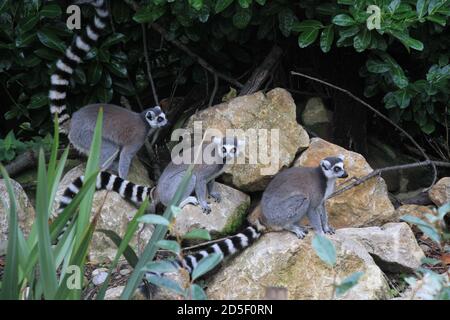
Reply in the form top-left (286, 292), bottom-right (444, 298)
top-left (54, 137), bottom-right (244, 238)
top-left (57, 154), bottom-right (347, 284)
top-left (49, 0), bottom-right (167, 179)
top-left (144, 155), bottom-right (348, 281)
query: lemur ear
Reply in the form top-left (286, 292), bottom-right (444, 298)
top-left (320, 159), bottom-right (332, 170)
top-left (337, 154), bottom-right (345, 161)
top-left (146, 111), bottom-right (154, 120)
top-left (154, 106), bottom-right (161, 111)
top-left (237, 138), bottom-right (246, 147)
top-left (212, 136), bottom-right (223, 145)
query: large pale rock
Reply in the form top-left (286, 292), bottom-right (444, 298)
top-left (294, 138), bottom-right (396, 228)
top-left (0, 179), bottom-right (35, 255)
top-left (172, 183), bottom-right (250, 237)
top-left (54, 159), bottom-right (153, 263)
top-left (207, 232), bottom-right (390, 300)
top-left (428, 177), bottom-right (450, 207)
top-left (395, 204), bottom-right (436, 221)
top-left (186, 88), bottom-right (309, 192)
top-left (337, 223), bottom-right (424, 272)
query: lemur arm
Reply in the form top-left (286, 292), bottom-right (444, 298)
top-left (318, 204), bottom-right (335, 234)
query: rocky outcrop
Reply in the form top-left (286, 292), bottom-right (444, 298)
top-left (186, 88), bottom-right (309, 192)
top-left (337, 223), bottom-right (424, 272)
top-left (294, 138), bottom-right (396, 228)
top-left (172, 183), bottom-right (250, 237)
top-left (395, 204), bottom-right (436, 221)
top-left (206, 232), bottom-right (390, 300)
top-left (0, 178), bottom-right (35, 255)
top-left (54, 159), bottom-right (153, 263)
top-left (428, 177), bottom-right (450, 207)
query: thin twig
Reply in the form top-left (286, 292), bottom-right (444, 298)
top-left (329, 160), bottom-right (450, 199)
top-left (151, 23), bottom-right (243, 89)
top-left (208, 73), bottom-right (218, 107)
top-left (290, 71), bottom-right (438, 191)
top-left (142, 24), bottom-right (159, 106)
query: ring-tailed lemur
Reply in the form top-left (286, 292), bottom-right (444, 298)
top-left (143, 155), bottom-right (348, 282)
top-left (54, 137), bottom-right (244, 239)
top-left (49, 0), bottom-right (168, 179)
top-left (260, 155), bottom-right (348, 237)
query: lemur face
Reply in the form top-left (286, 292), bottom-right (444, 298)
top-left (320, 155), bottom-right (348, 179)
top-left (213, 136), bottom-right (245, 160)
top-left (145, 106), bottom-right (168, 128)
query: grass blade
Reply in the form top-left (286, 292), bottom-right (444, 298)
top-left (35, 149), bottom-right (58, 299)
top-left (76, 108), bottom-right (103, 246)
top-left (96, 199), bottom-right (148, 300)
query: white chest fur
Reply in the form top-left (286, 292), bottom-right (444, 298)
top-left (324, 178), bottom-right (336, 200)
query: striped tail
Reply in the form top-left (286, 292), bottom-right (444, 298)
top-left (49, 0), bottom-right (109, 129)
top-left (146, 226), bottom-right (261, 281)
top-left (56, 171), bottom-right (152, 215)
top-left (54, 171), bottom-right (152, 242)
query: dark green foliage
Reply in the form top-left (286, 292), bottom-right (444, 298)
top-left (1, 0), bottom-right (449, 154)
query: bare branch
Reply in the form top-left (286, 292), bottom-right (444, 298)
top-left (290, 70), bottom-right (438, 191)
top-left (151, 22), bottom-right (243, 89)
top-left (142, 24), bottom-right (159, 106)
top-left (329, 160), bottom-right (450, 199)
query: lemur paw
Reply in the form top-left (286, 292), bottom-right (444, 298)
top-left (209, 192), bottom-right (221, 203)
top-left (200, 202), bottom-right (212, 215)
top-left (323, 226), bottom-right (335, 234)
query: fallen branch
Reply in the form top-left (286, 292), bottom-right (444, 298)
top-left (329, 161), bottom-right (450, 199)
top-left (4, 149), bottom-right (39, 177)
top-left (290, 70), bottom-right (438, 191)
top-left (239, 45), bottom-right (283, 96)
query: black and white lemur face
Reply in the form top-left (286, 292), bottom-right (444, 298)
top-left (320, 155), bottom-right (349, 179)
top-left (145, 106), bottom-right (168, 128)
top-left (213, 136), bottom-right (245, 160)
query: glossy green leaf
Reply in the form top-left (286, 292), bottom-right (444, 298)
top-left (312, 234), bottom-right (336, 267)
top-left (320, 25), bottom-right (334, 53)
top-left (335, 271), bottom-right (364, 297)
top-left (191, 253), bottom-right (222, 280)
top-left (138, 214), bottom-right (170, 226)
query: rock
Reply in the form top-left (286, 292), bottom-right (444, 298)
top-left (399, 272), bottom-right (450, 300)
top-left (54, 159), bottom-right (153, 263)
top-left (395, 204), bottom-right (436, 221)
top-left (186, 88), bottom-right (309, 192)
top-left (206, 232), bottom-right (390, 300)
top-left (428, 177), bottom-right (450, 207)
top-left (151, 270), bottom-right (191, 300)
top-left (172, 183), bottom-right (250, 237)
top-left (104, 286), bottom-right (124, 300)
top-left (337, 223), bottom-right (424, 272)
top-left (294, 138), bottom-right (396, 228)
top-left (92, 268), bottom-right (109, 286)
top-left (103, 285), bottom-right (147, 300)
top-left (0, 178), bottom-right (36, 255)
top-left (301, 97), bottom-right (333, 140)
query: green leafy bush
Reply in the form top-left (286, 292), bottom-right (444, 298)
top-left (1, 0), bottom-right (449, 149)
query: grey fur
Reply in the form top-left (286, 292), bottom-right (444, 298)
top-left (150, 136), bottom-right (244, 214)
top-left (261, 156), bottom-right (348, 238)
top-left (68, 104), bottom-right (167, 178)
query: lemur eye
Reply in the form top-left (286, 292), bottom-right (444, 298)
top-left (230, 147), bottom-right (236, 153)
top-left (146, 113), bottom-right (154, 120)
top-left (222, 147), bottom-right (227, 153)
top-left (157, 116), bottom-right (164, 122)
top-left (334, 167), bottom-right (341, 172)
